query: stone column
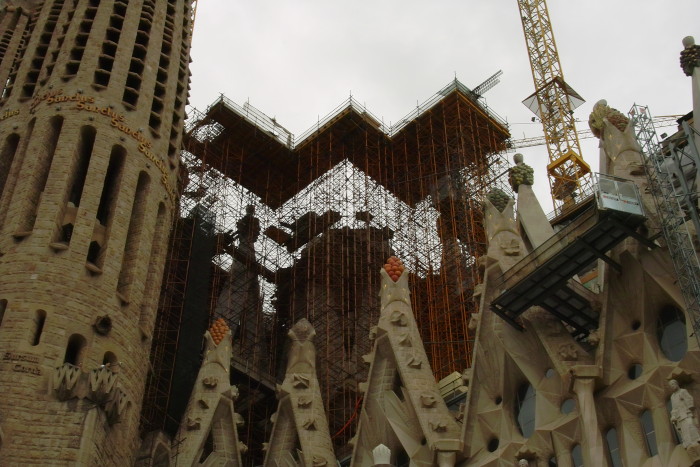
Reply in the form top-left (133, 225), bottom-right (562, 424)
top-left (572, 367), bottom-right (604, 466)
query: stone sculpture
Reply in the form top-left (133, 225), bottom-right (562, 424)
top-left (681, 36), bottom-right (700, 76)
top-left (508, 153), bottom-right (534, 192)
top-left (372, 444), bottom-right (391, 466)
top-left (670, 379), bottom-right (700, 448)
top-left (588, 99), bottom-right (645, 177)
top-left (263, 318), bottom-right (336, 467)
top-left (350, 256), bottom-right (462, 465)
top-left (173, 319), bottom-right (244, 466)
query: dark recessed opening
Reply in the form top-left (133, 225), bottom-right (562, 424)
top-left (628, 363), bottom-right (643, 379)
top-left (487, 438), bottom-right (499, 452)
top-left (103, 351), bottom-right (117, 366)
top-left (32, 310), bottom-right (46, 346)
top-left (64, 333), bottom-right (87, 365)
top-left (87, 241), bottom-right (101, 265)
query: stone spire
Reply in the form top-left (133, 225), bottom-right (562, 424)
top-left (174, 318), bottom-right (244, 466)
top-left (263, 318), bottom-right (336, 467)
top-left (350, 256), bottom-right (462, 466)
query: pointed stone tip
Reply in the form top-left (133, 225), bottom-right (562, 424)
top-left (683, 36), bottom-right (695, 48)
top-left (372, 444), bottom-right (391, 464)
top-left (290, 318), bottom-right (315, 340)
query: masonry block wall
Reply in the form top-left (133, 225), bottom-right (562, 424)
top-left (0, 0), bottom-right (191, 464)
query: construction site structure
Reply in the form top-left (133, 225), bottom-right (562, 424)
top-left (454, 43), bottom-right (700, 465)
top-left (516, 0), bottom-right (592, 212)
top-left (0, 0), bottom-right (193, 464)
top-left (139, 73), bottom-right (700, 464)
top-left (139, 78), bottom-right (511, 461)
top-left (2, 0), bottom-right (700, 465)
top-left (629, 62), bottom-right (700, 346)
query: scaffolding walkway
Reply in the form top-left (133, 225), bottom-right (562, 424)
top-left (492, 174), bottom-right (648, 337)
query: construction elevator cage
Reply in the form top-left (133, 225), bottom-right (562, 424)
top-left (140, 79), bottom-right (511, 461)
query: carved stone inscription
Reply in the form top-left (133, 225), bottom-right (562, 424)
top-left (3, 352), bottom-right (42, 376)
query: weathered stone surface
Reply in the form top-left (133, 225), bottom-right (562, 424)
top-left (0, 0), bottom-right (191, 464)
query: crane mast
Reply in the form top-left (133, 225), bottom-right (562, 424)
top-left (517, 0), bottom-right (591, 210)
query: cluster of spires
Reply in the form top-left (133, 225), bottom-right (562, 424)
top-left (173, 256), bottom-right (463, 466)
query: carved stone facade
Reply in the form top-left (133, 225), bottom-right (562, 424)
top-left (1, 1), bottom-right (699, 464)
top-left (0, 0), bottom-right (192, 464)
top-left (351, 257), bottom-right (462, 465)
top-left (264, 319), bottom-right (336, 467)
top-left (172, 319), bottom-right (245, 466)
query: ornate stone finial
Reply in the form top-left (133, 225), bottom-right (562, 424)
top-left (286, 319), bottom-right (317, 375)
top-left (372, 444), bottom-right (391, 465)
top-left (509, 163), bottom-right (534, 191)
top-left (209, 318), bottom-right (230, 345)
top-left (509, 154), bottom-right (534, 192)
top-left (289, 318), bottom-right (315, 341)
top-left (383, 256), bottom-right (405, 282)
top-left (486, 188), bottom-right (512, 213)
top-left (588, 100), bottom-right (630, 138)
top-left (380, 258), bottom-right (411, 310)
top-left (680, 36), bottom-right (700, 76)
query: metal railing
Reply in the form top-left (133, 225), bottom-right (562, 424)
top-left (184, 78), bottom-right (510, 150)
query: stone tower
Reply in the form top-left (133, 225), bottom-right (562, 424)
top-left (0, 0), bottom-right (192, 464)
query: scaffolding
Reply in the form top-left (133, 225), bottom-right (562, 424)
top-left (141, 79), bottom-right (510, 461)
top-left (630, 105), bottom-right (700, 345)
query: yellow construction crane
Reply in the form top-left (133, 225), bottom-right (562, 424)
top-left (516, 0), bottom-right (590, 210)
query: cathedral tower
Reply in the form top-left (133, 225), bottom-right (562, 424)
top-left (0, 0), bottom-right (192, 463)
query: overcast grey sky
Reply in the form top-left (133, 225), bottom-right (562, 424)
top-left (187, 0), bottom-right (700, 211)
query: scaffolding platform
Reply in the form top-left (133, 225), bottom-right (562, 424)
top-left (492, 174), bottom-right (648, 337)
